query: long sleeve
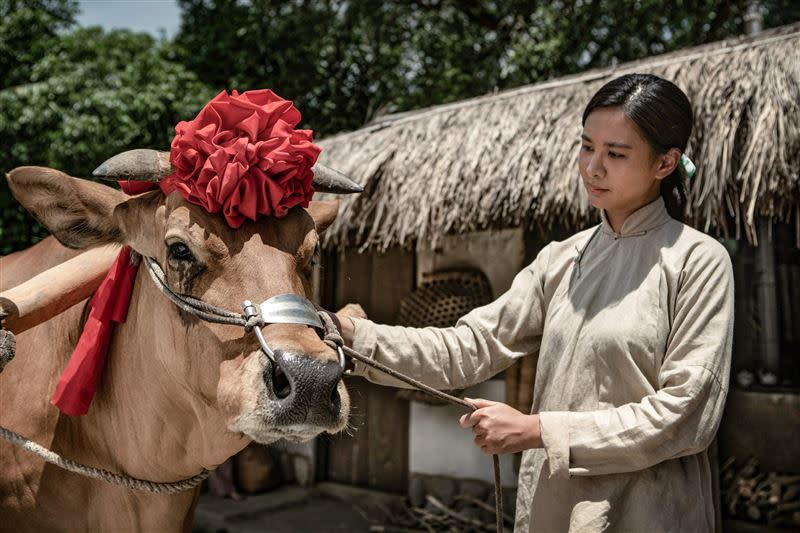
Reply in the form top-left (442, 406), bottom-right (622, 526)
top-left (350, 245), bottom-right (551, 390)
top-left (539, 241), bottom-right (734, 479)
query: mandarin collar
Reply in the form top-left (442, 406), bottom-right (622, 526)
top-left (600, 197), bottom-right (672, 238)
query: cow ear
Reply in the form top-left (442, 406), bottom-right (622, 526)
top-left (112, 190), bottom-right (164, 256)
top-left (306, 200), bottom-right (340, 234)
top-left (6, 167), bottom-right (127, 249)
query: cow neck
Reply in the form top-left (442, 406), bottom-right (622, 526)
top-left (59, 263), bottom-right (249, 485)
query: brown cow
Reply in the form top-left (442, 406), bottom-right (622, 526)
top-left (0, 163), bottom-right (355, 532)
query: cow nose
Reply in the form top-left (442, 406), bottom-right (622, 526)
top-left (267, 349), bottom-right (343, 425)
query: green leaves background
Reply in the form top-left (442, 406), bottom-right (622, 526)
top-left (1, 0), bottom-right (798, 254)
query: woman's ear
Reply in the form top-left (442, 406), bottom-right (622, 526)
top-left (655, 148), bottom-right (681, 180)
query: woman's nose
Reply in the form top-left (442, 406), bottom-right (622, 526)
top-left (586, 154), bottom-right (604, 178)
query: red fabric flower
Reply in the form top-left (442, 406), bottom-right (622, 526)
top-left (161, 89), bottom-right (321, 228)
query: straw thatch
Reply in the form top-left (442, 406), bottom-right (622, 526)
top-left (316, 23), bottom-right (800, 250)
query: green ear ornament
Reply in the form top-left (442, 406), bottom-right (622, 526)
top-left (679, 153), bottom-right (696, 179)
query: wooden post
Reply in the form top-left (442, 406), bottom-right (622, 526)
top-left (0, 245), bottom-right (118, 334)
top-left (516, 356), bottom-right (537, 414)
top-left (755, 222), bottom-right (781, 373)
top-left (745, 4), bottom-right (781, 374)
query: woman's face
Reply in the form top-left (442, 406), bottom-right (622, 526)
top-left (578, 107), bottom-right (678, 216)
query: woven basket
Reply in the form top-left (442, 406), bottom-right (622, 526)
top-left (397, 269), bottom-right (493, 328)
top-left (395, 269), bottom-right (493, 404)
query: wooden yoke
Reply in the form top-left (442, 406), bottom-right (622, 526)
top-left (0, 245), bottom-right (119, 335)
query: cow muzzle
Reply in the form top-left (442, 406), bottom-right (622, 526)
top-left (266, 349), bottom-right (344, 428)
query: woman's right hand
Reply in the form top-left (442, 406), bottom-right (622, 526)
top-left (338, 313), bottom-right (355, 347)
top-left (460, 398), bottom-right (544, 454)
top-left (335, 303), bottom-right (366, 347)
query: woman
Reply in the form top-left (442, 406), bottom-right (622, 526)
top-left (338, 73), bottom-right (733, 532)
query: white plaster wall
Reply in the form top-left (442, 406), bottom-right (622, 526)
top-left (416, 228), bottom-right (525, 298)
top-left (409, 379), bottom-right (518, 487)
top-left (411, 228), bottom-right (527, 487)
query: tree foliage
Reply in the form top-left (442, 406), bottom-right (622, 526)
top-left (0, 0), bottom-right (78, 91)
top-left (173, 0), bottom-right (800, 135)
top-left (2, 0), bottom-right (799, 254)
top-left (0, 8), bottom-right (213, 254)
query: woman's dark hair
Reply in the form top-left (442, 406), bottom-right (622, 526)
top-left (582, 73), bottom-right (693, 221)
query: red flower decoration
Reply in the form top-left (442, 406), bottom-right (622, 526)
top-left (161, 89), bottom-right (321, 228)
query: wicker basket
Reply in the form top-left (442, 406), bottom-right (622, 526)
top-left (395, 269), bottom-right (493, 404)
top-left (397, 269), bottom-right (493, 328)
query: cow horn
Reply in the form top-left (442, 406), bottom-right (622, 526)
top-left (310, 164), bottom-right (363, 194)
top-left (92, 149), bottom-right (171, 182)
top-left (93, 149), bottom-right (362, 194)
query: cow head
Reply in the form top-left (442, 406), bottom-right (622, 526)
top-left (6, 152), bottom-right (359, 447)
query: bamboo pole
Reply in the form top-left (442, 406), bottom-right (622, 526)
top-left (0, 245), bottom-right (119, 334)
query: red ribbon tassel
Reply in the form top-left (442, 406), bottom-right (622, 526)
top-left (51, 246), bottom-right (140, 416)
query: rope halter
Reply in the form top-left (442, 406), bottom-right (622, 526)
top-left (141, 254), bottom-right (345, 369)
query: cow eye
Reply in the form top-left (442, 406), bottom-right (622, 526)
top-left (311, 243), bottom-right (321, 267)
top-left (168, 242), bottom-right (196, 263)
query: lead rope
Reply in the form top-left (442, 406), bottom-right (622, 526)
top-left (317, 312), bottom-right (507, 533)
top-left (0, 426), bottom-right (209, 493)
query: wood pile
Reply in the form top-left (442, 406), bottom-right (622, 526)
top-left (721, 456), bottom-right (800, 528)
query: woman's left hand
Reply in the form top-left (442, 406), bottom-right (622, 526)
top-left (459, 398), bottom-right (543, 454)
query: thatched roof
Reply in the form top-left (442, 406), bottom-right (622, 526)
top-left (317, 23), bottom-right (800, 250)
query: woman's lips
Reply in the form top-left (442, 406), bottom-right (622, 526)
top-left (586, 183), bottom-right (609, 195)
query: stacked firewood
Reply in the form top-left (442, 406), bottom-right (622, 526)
top-left (369, 494), bottom-right (512, 533)
top-left (721, 456), bottom-right (800, 528)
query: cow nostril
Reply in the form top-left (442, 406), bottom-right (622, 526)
top-left (272, 365), bottom-right (291, 399)
top-left (330, 386), bottom-right (341, 414)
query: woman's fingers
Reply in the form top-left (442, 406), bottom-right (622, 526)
top-left (459, 400), bottom-right (543, 454)
top-left (464, 397), bottom-right (497, 409)
top-left (459, 407), bottom-right (488, 428)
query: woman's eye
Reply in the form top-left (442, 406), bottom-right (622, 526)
top-left (168, 242), bottom-right (196, 262)
top-left (608, 151), bottom-right (625, 159)
top-left (581, 145), bottom-right (593, 152)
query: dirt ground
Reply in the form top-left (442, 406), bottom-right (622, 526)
top-left (193, 482), bottom-right (405, 533)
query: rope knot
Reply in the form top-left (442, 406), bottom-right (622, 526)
top-left (241, 301), bottom-right (265, 332)
top-left (317, 310), bottom-right (344, 349)
top-left (243, 312), bottom-right (265, 333)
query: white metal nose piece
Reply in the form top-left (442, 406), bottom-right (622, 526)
top-left (241, 297), bottom-right (345, 369)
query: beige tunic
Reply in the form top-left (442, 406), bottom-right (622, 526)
top-left (351, 197), bottom-right (733, 532)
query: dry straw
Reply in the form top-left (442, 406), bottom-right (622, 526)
top-left (317, 23), bottom-right (800, 250)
